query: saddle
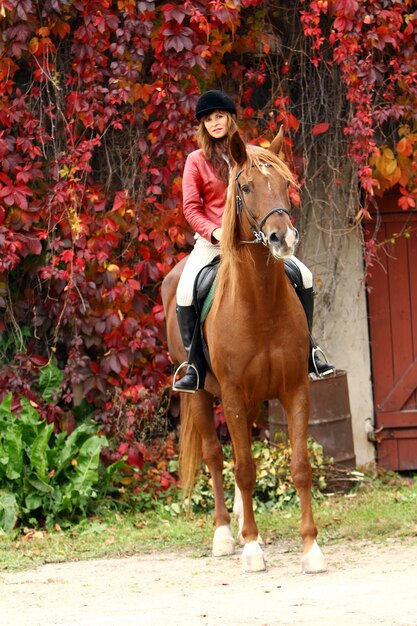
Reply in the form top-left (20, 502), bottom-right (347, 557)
top-left (193, 257), bottom-right (220, 324)
top-left (192, 257), bottom-right (302, 369)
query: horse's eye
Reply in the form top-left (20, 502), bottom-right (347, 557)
top-left (241, 185), bottom-right (251, 194)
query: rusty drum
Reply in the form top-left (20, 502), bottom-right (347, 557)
top-left (269, 370), bottom-right (356, 468)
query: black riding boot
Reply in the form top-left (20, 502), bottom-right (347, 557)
top-left (297, 287), bottom-right (335, 377)
top-left (172, 305), bottom-right (206, 393)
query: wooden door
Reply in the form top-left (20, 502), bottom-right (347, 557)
top-left (366, 197), bottom-right (417, 470)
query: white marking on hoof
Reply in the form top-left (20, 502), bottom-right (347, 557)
top-left (212, 525), bottom-right (235, 557)
top-left (242, 540), bottom-right (266, 573)
top-left (301, 540), bottom-right (327, 574)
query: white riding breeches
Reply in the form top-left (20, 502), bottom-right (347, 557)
top-left (176, 235), bottom-right (221, 306)
top-left (292, 256), bottom-right (313, 289)
top-left (176, 234), bottom-right (312, 307)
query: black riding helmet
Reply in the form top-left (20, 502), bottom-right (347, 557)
top-left (195, 90), bottom-right (237, 121)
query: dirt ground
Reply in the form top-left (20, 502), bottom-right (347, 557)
top-left (1, 538), bottom-right (417, 626)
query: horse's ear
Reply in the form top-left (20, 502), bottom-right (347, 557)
top-left (269, 126), bottom-right (284, 156)
top-left (230, 130), bottom-right (247, 166)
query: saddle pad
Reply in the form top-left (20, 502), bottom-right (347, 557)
top-left (200, 274), bottom-right (218, 323)
top-left (193, 257), bottom-right (300, 326)
top-left (193, 258), bottom-right (220, 324)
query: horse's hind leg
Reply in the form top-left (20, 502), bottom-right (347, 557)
top-left (183, 391), bottom-right (235, 557)
top-left (283, 387), bottom-right (327, 573)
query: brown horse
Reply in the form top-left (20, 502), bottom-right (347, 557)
top-left (162, 129), bottom-right (326, 573)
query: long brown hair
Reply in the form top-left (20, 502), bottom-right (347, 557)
top-left (196, 111), bottom-right (239, 183)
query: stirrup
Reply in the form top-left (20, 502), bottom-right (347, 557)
top-left (172, 361), bottom-right (200, 393)
top-left (311, 346), bottom-right (335, 378)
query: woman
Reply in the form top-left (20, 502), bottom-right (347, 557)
top-left (173, 89), bottom-right (334, 393)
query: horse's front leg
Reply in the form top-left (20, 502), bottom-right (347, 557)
top-left (224, 394), bottom-right (265, 572)
top-left (233, 482), bottom-right (265, 547)
top-left (283, 387), bottom-right (327, 574)
top-left (186, 392), bottom-right (235, 557)
top-left (233, 411), bottom-right (265, 547)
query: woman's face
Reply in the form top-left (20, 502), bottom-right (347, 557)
top-left (203, 110), bottom-right (228, 139)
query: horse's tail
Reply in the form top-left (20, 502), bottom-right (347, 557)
top-left (179, 394), bottom-right (202, 502)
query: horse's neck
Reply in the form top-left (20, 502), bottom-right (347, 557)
top-left (235, 249), bottom-right (289, 311)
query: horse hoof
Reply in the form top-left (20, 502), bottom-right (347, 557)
top-left (301, 540), bottom-right (327, 574)
top-left (212, 525), bottom-right (235, 557)
top-left (242, 541), bottom-right (266, 573)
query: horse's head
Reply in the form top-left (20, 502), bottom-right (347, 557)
top-left (227, 129), bottom-right (298, 259)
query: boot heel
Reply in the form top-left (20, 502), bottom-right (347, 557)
top-left (172, 362), bottom-right (200, 393)
top-left (311, 346), bottom-right (335, 377)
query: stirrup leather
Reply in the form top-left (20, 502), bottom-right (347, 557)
top-left (172, 361), bottom-right (200, 393)
top-left (311, 346), bottom-right (335, 377)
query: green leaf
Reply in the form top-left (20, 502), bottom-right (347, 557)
top-left (0, 392), bottom-right (13, 417)
top-left (72, 435), bottom-right (107, 493)
top-left (0, 438), bottom-right (10, 474)
top-left (3, 427), bottom-right (23, 480)
top-left (18, 398), bottom-right (43, 426)
top-left (0, 492), bottom-right (18, 533)
top-left (99, 459), bottom-right (127, 496)
top-left (30, 422), bottom-right (54, 481)
top-left (18, 398), bottom-right (44, 445)
top-left (49, 493), bottom-right (63, 518)
top-left (26, 474), bottom-right (55, 495)
top-left (25, 492), bottom-right (43, 511)
top-left (53, 423), bottom-right (96, 478)
top-left (0, 393), bottom-right (12, 420)
top-left (0, 398), bottom-right (15, 443)
top-left (38, 362), bottom-right (64, 402)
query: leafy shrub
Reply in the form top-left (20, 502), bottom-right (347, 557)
top-left (0, 394), bottom-right (123, 532)
top-left (165, 437), bottom-right (332, 515)
top-left (0, 353), bottom-right (66, 425)
top-left (110, 435), bottom-right (180, 514)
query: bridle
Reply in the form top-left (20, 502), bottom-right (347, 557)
top-left (234, 167), bottom-right (293, 246)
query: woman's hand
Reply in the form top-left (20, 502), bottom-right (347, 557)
top-left (212, 228), bottom-right (222, 242)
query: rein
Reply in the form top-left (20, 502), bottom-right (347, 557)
top-left (234, 167), bottom-right (291, 246)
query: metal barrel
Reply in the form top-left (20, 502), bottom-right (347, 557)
top-left (268, 370), bottom-right (356, 468)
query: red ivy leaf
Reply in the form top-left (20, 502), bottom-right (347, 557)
top-left (162, 3), bottom-right (187, 24)
top-left (312, 122), bottom-right (330, 136)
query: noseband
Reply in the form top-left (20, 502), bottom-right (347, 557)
top-left (235, 167), bottom-right (292, 246)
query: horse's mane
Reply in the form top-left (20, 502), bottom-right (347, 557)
top-left (211, 145), bottom-right (296, 314)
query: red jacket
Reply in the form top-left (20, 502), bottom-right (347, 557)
top-left (182, 149), bottom-right (227, 242)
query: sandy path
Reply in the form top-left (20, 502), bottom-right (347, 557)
top-left (1, 539), bottom-right (417, 626)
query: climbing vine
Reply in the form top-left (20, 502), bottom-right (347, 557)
top-left (0, 1), bottom-right (415, 475)
top-left (300, 0), bottom-right (417, 210)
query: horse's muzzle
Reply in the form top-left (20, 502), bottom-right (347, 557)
top-left (268, 226), bottom-right (299, 258)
